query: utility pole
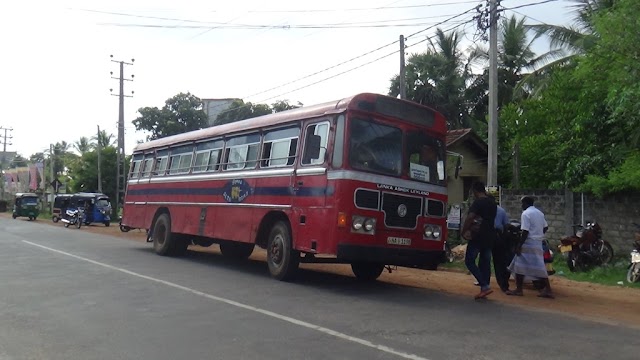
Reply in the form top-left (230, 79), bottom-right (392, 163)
top-left (110, 55), bottom-right (134, 217)
top-left (97, 125), bottom-right (103, 193)
top-left (512, 142), bottom-right (520, 189)
top-left (0, 127), bottom-right (13, 167)
top-left (487, 0), bottom-right (499, 186)
top-left (50, 143), bottom-right (54, 214)
top-left (399, 35), bottom-right (406, 100)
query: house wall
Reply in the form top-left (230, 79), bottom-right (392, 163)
top-left (447, 143), bottom-right (487, 204)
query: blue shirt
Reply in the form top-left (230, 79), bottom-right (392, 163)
top-left (494, 205), bottom-right (509, 231)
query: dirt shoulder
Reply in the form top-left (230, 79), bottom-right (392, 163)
top-left (5, 213), bottom-right (640, 328)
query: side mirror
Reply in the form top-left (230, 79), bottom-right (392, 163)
top-left (454, 156), bottom-right (463, 179)
top-left (303, 134), bottom-right (322, 163)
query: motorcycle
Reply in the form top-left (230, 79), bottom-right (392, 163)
top-left (559, 221), bottom-right (614, 272)
top-left (60, 207), bottom-right (85, 229)
top-left (626, 223), bottom-right (640, 283)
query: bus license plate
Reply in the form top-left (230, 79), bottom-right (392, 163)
top-left (387, 237), bottom-right (411, 246)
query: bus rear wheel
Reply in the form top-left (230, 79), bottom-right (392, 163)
top-left (351, 262), bottom-right (385, 281)
top-left (220, 241), bottom-right (254, 260)
top-left (267, 221), bottom-right (299, 281)
top-left (152, 214), bottom-right (188, 257)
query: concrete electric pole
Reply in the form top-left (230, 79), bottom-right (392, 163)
top-left (399, 35), bottom-right (406, 100)
top-left (487, 0), bottom-right (499, 186)
top-left (110, 55), bottom-right (134, 217)
top-left (0, 127), bottom-right (13, 200)
top-left (97, 125), bottom-right (102, 193)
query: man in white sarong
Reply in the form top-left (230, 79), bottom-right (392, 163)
top-left (506, 196), bottom-right (554, 298)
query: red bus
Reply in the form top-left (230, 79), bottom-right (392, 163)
top-left (122, 93), bottom-right (450, 281)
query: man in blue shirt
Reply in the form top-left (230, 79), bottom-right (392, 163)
top-left (491, 196), bottom-right (511, 292)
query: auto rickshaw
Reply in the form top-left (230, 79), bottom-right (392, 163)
top-left (12, 193), bottom-right (40, 220)
top-left (52, 194), bottom-right (73, 223)
top-left (73, 192), bottom-right (112, 226)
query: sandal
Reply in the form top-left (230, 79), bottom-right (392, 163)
top-left (474, 289), bottom-right (494, 299)
top-left (505, 290), bottom-right (523, 296)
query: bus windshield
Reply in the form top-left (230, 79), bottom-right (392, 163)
top-left (349, 118), bottom-right (402, 176)
top-left (348, 117), bottom-right (445, 185)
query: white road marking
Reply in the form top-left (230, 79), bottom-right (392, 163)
top-left (22, 240), bottom-right (429, 360)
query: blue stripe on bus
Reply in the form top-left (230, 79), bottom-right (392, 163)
top-left (126, 186), bottom-right (333, 197)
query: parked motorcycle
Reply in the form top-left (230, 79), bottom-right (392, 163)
top-left (60, 208), bottom-right (84, 229)
top-left (626, 223), bottom-right (640, 283)
top-left (560, 221), bottom-right (614, 272)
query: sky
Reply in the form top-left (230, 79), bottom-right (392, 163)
top-left (0, 0), bottom-right (576, 159)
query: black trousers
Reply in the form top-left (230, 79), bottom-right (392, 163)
top-left (492, 231), bottom-right (513, 291)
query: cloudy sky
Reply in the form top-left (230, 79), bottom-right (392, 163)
top-left (0, 0), bottom-right (575, 158)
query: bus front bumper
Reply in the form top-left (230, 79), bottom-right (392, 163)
top-left (337, 244), bottom-right (445, 270)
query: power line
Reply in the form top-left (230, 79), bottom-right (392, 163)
top-left (204, 7), bottom-right (478, 115)
top-left (501, 0), bottom-right (561, 12)
top-left (216, 17), bottom-right (476, 117)
top-left (99, 19), bottom-right (471, 29)
top-left (247, 1), bottom-right (483, 13)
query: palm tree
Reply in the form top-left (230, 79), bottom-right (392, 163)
top-left (389, 28), bottom-right (482, 129)
top-left (93, 130), bottom-right (116, 149)
top-left (74, 136), bottom-right (94, 155)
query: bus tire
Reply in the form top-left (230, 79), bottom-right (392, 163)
top-left (220, 241), bottom-right (254, 260)
top-left (267, 221), bottom-right (299, 281)
top-left (351, 262), bottom-right (384, 281)
top-left (152, 213), bottom-right (187, 257)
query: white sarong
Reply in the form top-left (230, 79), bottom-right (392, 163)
top-left (508, 237), bottom-right (548, 279)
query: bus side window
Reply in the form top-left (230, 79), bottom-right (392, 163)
top-left (302, 122), bottom-right (329, 165)
top-left (168, 145), bottom-right (194, 175)
top-left (129, 158), bottom-right (142, 179)
top-left (223, 133), bottom-right (260, 170)
top-left (140, 157), bottom-right (154, 178)
top-left (261, 127), bottom-right (300, 168)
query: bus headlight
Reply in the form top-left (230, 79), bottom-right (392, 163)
top-left (433, 227), bottom-right (441, 239)
top-left (364, 218), bottom-right (376, 232)
top-left (352, 217), bottom-right (364, 230)
top-left (424, 225), bottom-right (433, 238)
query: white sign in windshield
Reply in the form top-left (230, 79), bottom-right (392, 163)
top-left (409, 163), bottom-right (430, 182)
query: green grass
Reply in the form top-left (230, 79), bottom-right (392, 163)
top-left (552, 255), bottom-right (640, 289)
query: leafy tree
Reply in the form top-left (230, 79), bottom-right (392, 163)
top-left (132, 92), bottom-right (209, 140)
top-left (8, 154), bottom-right (28, 168)
top-left (67, 146), bottom-right (128, 202)
top-left (271, 100), bottom-right (303, 113)
top-left (214, 99), bottom-right (273, 125)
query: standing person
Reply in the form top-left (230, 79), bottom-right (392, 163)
top-left (491, 198), bottom-right (511, 292)
top-left (461, 182), bottom-right (497, 299)
top-left (506, 196), bottom-right (554, 298)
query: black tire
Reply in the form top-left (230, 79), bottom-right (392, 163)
top-left (220, 241), bottom-right (255, 259)
top-left (266, 221), bottom-right (299, 281)
top-left (28, 216), bottom-right (34, 221)
top-left (12, 214), bottom-right (17, 219)
top-left (532, 280), bottom-right (546, 290)
top-left (351, 262), bottom-right (385, 281)
top-left (104, 221), bottom-right (110, 227)
top-left (52, 216), bottom-right (59, 223)
top-left (152, 213), bottom-right (187, 257)
top-left (119, 224), bottom-right (131, 232)
top-left (599, 241), bottom-right (614, 265)
top-left (64, 223), bottom-right (70, 228)
top-left (627, 263), bottom-right (640, 283)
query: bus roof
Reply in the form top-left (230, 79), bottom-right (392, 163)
top-left (133, 93), bottom-right (443, 153)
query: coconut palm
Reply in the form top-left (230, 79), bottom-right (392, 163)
top-left (389, 28), bottom-right (482, 129)
top-left (74, 136), bottom-right (94, 155)
top-left (93, 130), bottom-right (116, 149)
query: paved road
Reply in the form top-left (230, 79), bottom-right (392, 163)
top-left (1, 217), bottom-right (638, 360)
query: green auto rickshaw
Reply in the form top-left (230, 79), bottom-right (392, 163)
top-left (13, 193), bottom-right (40, 220)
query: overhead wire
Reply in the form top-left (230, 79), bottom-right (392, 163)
top-left (246, 1), bottom-right (483, 13)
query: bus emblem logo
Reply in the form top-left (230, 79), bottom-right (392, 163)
top-left (222, 179), bottom-right (252, 203)
top-left (397, 204), bottom-right (407, 217)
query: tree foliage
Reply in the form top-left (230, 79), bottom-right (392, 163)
top-left (214, 99), bottom-right (302, 125)
top-left (132, 92), bottom-right (209, 141)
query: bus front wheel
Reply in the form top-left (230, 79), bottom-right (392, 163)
top-left (351, 263), bottom-right (384, 281)
top-left (267, 221), bottom-right (299, 281)
top-left (152, 214), bottom-right (188, 257)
